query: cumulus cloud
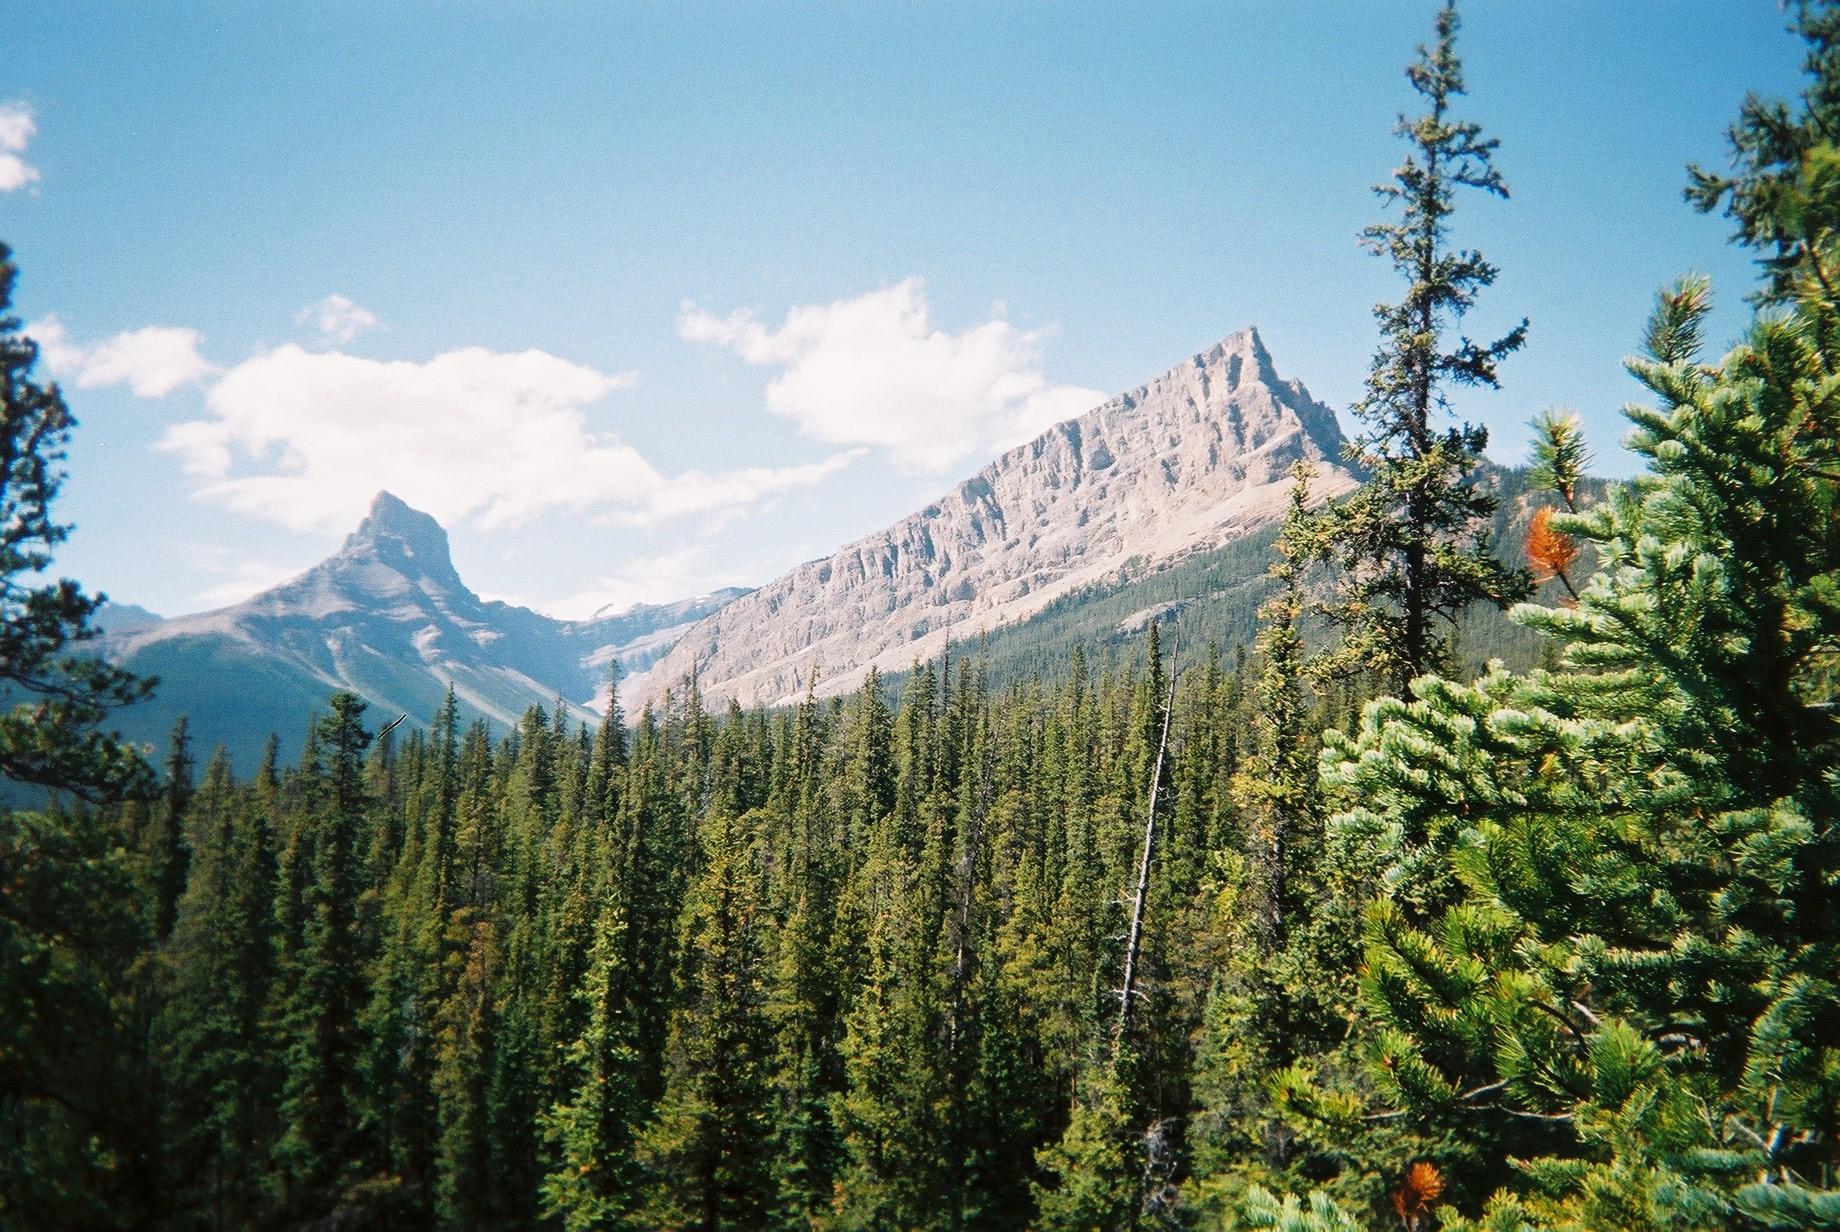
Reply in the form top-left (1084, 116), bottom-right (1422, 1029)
top-left (26, 315), bottom-right (85, 373)
top-left (27, 316), bottom-right (215, 397)
top-left (0, 101), bottom-right (40, 192)
top-left (297, 293), bottom-right (380, 343)
top-left (679, 279), bottom-right (1105, 472)
top-left (158, 343), bottom-right (858, 533)
top-left (79, 326), bottom-right (215, 396)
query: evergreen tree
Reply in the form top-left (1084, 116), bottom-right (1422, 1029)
top-left (832, 809), bottom-right (952, 1230)
top-left (0, 240), bottom-right (155, 1227)
top-left (1293, 0), bottom-right (1528, 694)
top-left (1292, 276), bottom-right (1840, 1224)
top-left (1032, 1053), bottom-right (1145, 1232)
top-left (541, 895), bottom-right (645, 1231)
top-left (1688, 0), bottom-right (1840, 303)
top-left (143, 717), bottom-right (194, 942)
top-left (0, 241), bottom-right (153, 798)
top-left (432, 719), bottom-right (507, 1230)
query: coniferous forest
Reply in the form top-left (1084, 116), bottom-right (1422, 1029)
top-left (4, 4), bottom-right (1838, 1230)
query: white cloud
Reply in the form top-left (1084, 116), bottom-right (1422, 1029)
top-left (545, 546), bottom-right (741, 619)
top-left (159, 343), bottom-right (858, 533)
top-left (27, 316), bottom-right (215, 397)
top-left (297, 293), bottom-right (380, 343)
top-left (79, 326), bottom-right (215, 396)
top-left (616, 450), bottom-right (865, 526)
top-left (680, 278), bottom-right (1105, 472)
top-left (0, 101), bottom-right (40, 192)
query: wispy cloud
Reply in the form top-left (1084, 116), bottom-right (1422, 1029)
top-left (543, 545), bottom-right (744, 619)
top-left (296, 293), bottom-right (380, 343)
top-left (0, 101), bottom-right (40, 193)
top-left (184, 546), bottom-right (310, 609)
top-left (680, 278), bottom-right (1104, 473)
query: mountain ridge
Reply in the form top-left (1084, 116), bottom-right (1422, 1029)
top-left (623, 327), bottom-right (1358, 710)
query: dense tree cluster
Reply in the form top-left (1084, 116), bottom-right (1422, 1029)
top-left (9, 634), bottom-right (1380, 1229)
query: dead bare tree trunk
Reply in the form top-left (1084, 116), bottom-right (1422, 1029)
top-left (1118, 618), bottom-right (1179, 1039)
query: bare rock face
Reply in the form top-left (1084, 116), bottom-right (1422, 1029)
top-left (626, 327), bottom-right (1357, 711)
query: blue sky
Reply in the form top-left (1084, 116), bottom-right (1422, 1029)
top-left (1, 2), bottom-right (1810, 619)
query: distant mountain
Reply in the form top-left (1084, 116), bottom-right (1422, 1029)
top-left (101, 492), bottom-right (745, 770)
top-left (92, 601), bottom-right (165, 635)
top-left (625, 327), bottom-right (1358, 710)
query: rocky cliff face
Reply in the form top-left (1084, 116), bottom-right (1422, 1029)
top-left (101, 492), bottom-right (744, 769)
top-left (625, 327), bottom-right (1356, 710)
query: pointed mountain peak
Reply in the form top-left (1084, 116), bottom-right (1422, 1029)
top-left (341, 491), bottom-right (460, 582)
top-left (1192, 325), bottom-right (1273, 373)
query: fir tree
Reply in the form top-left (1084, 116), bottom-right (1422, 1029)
top-left (1688, 0), bottom-right (1840, 303)
top-left (1293, 0), bottom-right (1529, 694)
top-left (0, 239), bottom-right (155, 1226)
top-left (1301, 276), bottom-right (1840, 1224)
top-left (147, 716), bottom-right (193, 942)
top-left (0, 241), bottom-right (153, 798)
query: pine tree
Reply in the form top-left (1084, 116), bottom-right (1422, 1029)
top-left (144, 717), bottom-right (194, 942)
top-left (1032, 1052), bottom-right (1145, 1232)
top-left (1688, 0), bottom-right (1840, 303)
top-left (832, 808), bottom-right (952, 1231)
top-left (0, 241), bottom-right (153, 798)
top-left (431, 718), bottom-right (507, 1230)
top-left (0, 240), bottom-right (157, 1227)
top-left (1303, 269), bottom-right (1840, 1226)
top-left (1293, 0), bottom-right (1528, 694)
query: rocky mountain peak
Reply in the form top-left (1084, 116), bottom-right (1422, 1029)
top-left (341, 491), bottom-right (462, 588)
top-left (626, 327), bottom-right (1359, 711)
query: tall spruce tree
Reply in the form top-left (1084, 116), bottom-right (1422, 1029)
top-left (148, 716), bottom-right (193, 942)
top-left (158, 748), bottom-right (279, 1231)
top-left (1292, 276), bottom-right (1840, 1231)
top-left (541, 895), bottom-right (645, 1231)
top-left (1294, 0), bottom-right (1528, 694)
top-left (1250, 43), bottom-right (1840, 1212)
top-left (274, 692), bottom-right (378, 1213)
